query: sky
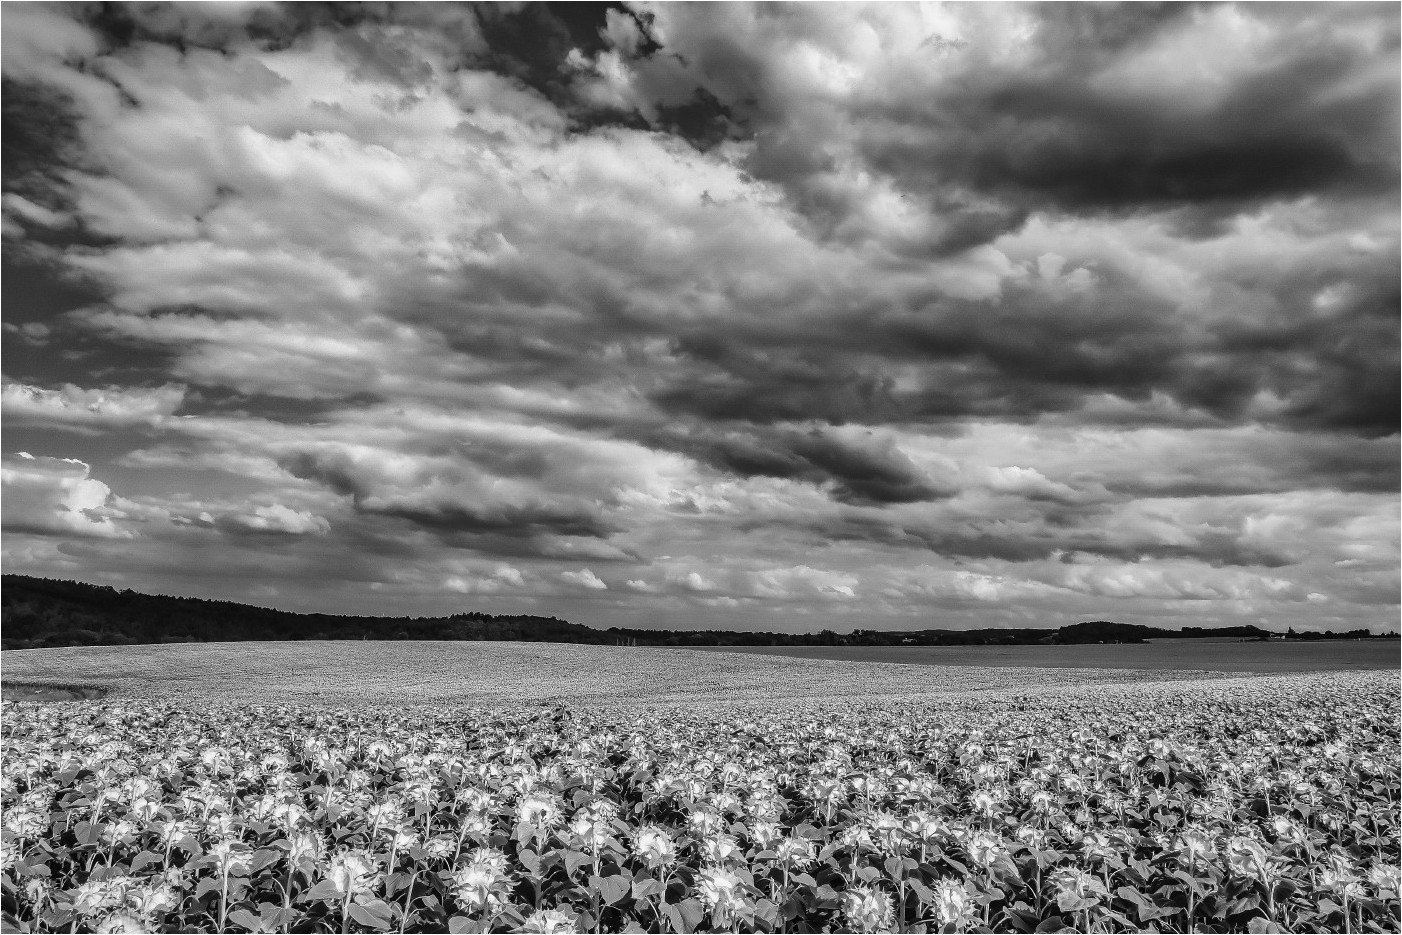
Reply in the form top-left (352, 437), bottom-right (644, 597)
top-left (1, 2), bottom-right (1397, 633)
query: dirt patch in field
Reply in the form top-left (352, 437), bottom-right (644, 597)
top-left (2, 683), bottom-right (109, 702)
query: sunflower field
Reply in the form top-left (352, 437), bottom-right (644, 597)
top-left (2, 670), bottom-right (1397, 933)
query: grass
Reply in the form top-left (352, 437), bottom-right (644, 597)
top-left (0, 639), bottom-right (1253, 709)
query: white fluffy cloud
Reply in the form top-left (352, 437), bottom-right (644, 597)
top-left (1, 453), bottom-right (129, 538)
top-left (214, 504), bottom-right (330, 537)
top-left (2, 382), bottom-right (185, 429)
top-left (560, 568), bottom-right (608, 591)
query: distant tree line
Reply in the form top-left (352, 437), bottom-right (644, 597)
top-left (1282, 626), bottom-right (1380, 641)
top-left (0, 576), bottom-right (595, 649)
top-left (2, 575), bottom-right (1395, 651)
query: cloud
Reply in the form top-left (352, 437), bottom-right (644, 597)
top-left (2, 321), bottom-right (53, 345)
top-left (1, 453), bottom-right (129, 538)
top-left (559, 4), bottom-right (1400, 435)
top-left (262, 408), bottom-right (689, 550)
top-left (885, 567), bottom-right (1064, 605)
top-left (3, 194), bottom-right (73, 232)
top-left (593, 4), bottom-right (1396, 223)
top-left (560, 568), bottom-right (608, 590)
top-left (1054, 561), bottom-right (1301, 603)
top-left (366, 498), bottom-right (615, 542)
top-left (12, 2), bottom-right (1393, 438)
top-left (647, 422), bottom-right (954, 504)
top-left (745, 565), bottom-right (858, 601)
top-left (442, 562), bottom-right (527, 595)
top-left (982, 466), bottom-right (1086, 504)
top-left (0, 3), bottom-right (1394, 633)
top-left (678, 571), bottom-right (714, 593)
top-left (2, 381), bottom-right (185, 429)
top-left (212, 503), bottom-right (330, 537)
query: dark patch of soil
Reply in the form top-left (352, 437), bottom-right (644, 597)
top-left (2, 683), bottom-right (108, 702)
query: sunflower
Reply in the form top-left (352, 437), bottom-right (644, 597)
top-left (841, 884), bottom-right (894, 933)
top-left (696, 866), bottom-right (754, 930)
top-left (632, 825), bottom-right (678, 869)
top-left (520, 908), bottom-right (577, 933)
top-left (518, 790), bottom-right (564, 829)
top-left (932, 877), bottom-right (976, 929)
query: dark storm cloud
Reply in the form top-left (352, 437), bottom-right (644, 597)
top-left (276, 440), bottom-right (623, 545)
top-left (177, 388), bottom-right (384, 425)
top-left (362, 499), bottom-right (617, 541)
top-left (641, 241), bottom-right (1398, 437)
top-left (941, 86), bottom-right (1391, 212)
top-left (79, 2), bottom-right (421, 59)
top-left (800, 508), bottom-right (1296, 569)
top-left (687, 261), bottom-right (1385, 443)
top-left (1102, 440), bottom-right (1402, 498)
top-left (650, 342), bottom-right (1084, 429)
top-left (595, 4), bottom-right (1396, 246)
top-left (636, 275), bottom-right (1171, 430)
top-left (650, 334), bottom-right (901, 426)
top-left (1017, 7), bottom-right (1389, 214)
top-left (798, 513), bottom-right (1057, 564)
top-left (864, 35), bottom-right (1397, 220)
top-left (70, 3), bottom-right (494, 95)
top-left (880, 297), bottom-right (1172, 389)
top-left (644, 422), bottom-right (953, 505)
top-left (1204, 264), bottom-right (1401, 437)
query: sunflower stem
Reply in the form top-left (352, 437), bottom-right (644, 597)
top-left (399, 868), bottom-right (418, 934)
top-left (217, 866), bottom-right (229, 935)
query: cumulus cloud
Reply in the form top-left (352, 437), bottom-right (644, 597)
top-left (560, 568), bottom-right (608, 590)
top-left (746, 565), bottom-right (859, 601)
top-left (443, 563), bottom-right (527, 595)
top-left (1, 453), bottom-right (129, 538)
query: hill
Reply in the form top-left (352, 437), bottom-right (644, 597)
top-left (1, 575), bottom-right (1384, 650)
top-left (0, 575), bottom-right (595, 649)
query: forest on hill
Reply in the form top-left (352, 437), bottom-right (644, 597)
top-left (1, 575), bottom-right (1387, 650)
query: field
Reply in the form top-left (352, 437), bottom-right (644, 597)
top-left (1, 644), bottom-right (1398, 933)
top-left (695, 639), bottom-right (1402, 674)
top-left (0, 641), bottom-right (1258, 708)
